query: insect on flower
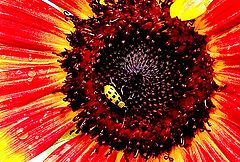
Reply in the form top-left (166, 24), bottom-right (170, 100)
top-left (104, 85), bottom-right (125, 108)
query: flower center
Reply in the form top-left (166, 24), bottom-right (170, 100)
top-left (60, 0), bottom-right (218, 159)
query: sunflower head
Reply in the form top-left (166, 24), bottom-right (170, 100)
top-left (59, 0), bottom-right (219, 159)
top-left (1, 0), bottom-right (240, 161)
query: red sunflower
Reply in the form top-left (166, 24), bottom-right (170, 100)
top-left (0, 0), bottom-right (240, 161)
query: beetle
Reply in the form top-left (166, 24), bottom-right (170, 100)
top-left (104, 85), bottom-right (125, 108)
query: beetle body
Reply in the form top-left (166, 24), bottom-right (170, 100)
top-left (104, 85), bottom-right (125, 108)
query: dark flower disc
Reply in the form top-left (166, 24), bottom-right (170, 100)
top-left (59, 0), bottom-right (219, 159)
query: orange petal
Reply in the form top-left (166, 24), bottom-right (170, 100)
top-left (194, 0), bottom-right (240, 36)
top-left (51, 0), bottom-right (95, 19)
top-left (187, 141), bottom-right (208, 162)
top-left (168, 110), bottom-right (240, 161)
top-left (0, 0), bottom-right (73, 110)
top-left (0, 65), bottom-right (64, 94)
top-left (0, 131), bottom-right (26, 162)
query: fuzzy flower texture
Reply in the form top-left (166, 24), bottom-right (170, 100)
top-left (0, 0), bottom-right (240, 162)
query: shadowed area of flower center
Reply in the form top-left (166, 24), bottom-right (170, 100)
top-left (59, 0), bottom-right (218, 159)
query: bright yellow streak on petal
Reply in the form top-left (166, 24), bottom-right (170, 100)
top-left (170, 0), bottom-right (213, 21)
top-left (213, 76), bottom-right (225, 87)
top-left (41, 13), bottom-right (74, 53)
top-left (56, 127), bottom-right (79, 144)
top-left (42, 32), bottom-right (72, 53)
top-left (100, 0), bottom-right (106, 5)
top-left (194, 19), bottom-right (210, 35)
top-left (57, 21), bottom-right (74, 34)
top-left (76, 0), bottom-right (95, 19)
top-left (0, 131), bottom-right (26, 162)
top-left (193, 110), bottom-right (231, 162)
top-left (64, 111), bottom-right (79, 121)
top-left (211, 94), bottom-right (224, 109)
top-left (213, 79), bottom-right (223, 87)
top-left (147, 157), bottom-right (159, 162)
top-left (76, 141), bottom-right (98, 161)
top-left (207, 45), bottom-right (220, 58)
top-left (115, 151), bottom-right (124, 162)
top-left (168, 146), bottom-right (185, 162)
top-left (209, 111), bottom-right (240, 146)
top-left (55, 109), bottom-right (84, 144)
top-left (50, 70), bottom-right (66, 84)
top-left (80, 14), bottom-right (89, 20)
top-left (213, 61), bottom-right (225, 73)
top-left (194, 131), bottom-right (229, 162)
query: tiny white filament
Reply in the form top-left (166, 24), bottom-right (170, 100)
top-left (42, 0), bottom-right (63, 12)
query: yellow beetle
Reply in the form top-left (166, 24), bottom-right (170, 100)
top-left (104, 85), bottom-right (125, 108)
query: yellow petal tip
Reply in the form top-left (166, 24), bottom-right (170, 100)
top-left (0, 132), bottom-right (26, 162)
top-left (170, 0), bottom-right (212, 21)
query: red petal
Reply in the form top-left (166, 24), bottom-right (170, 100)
top-left (0, 93), bottom-right (76, 161)
top-left (0, 52), bottom-right (66, 110)
top-left (207, 24), bottom-right (240, 89)
top-left (0, 66), bottom-right (63, 95)
top-left (0, 93), bottom-right (67, 128)
top-left (212, 92), bottom-right (240, 124)
top-left (0, 0), bottom-right (73, 53)
top-left (46, 134), bottom-right (144, 162)
top-left (190, 136), bottom-right (220, 161)
top-left (207, 24), bottom-right (240, 58)
top-left (208, 111), bottom-right (240, 161)
top-left (0, 78), bottom-right (64, 111)
top-left (194, 0), bottom-right (240, 36)
top-left (184, 110), bottom-right (240, 162)
top-left (0, 0), bottom-right (72, 111)
top-left (45, 135), bottom-right (97, 162)
top-left (0, 44), bottom-right (60, 62)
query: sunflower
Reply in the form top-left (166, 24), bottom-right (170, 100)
top-left (0, 0), bottom-right (240, 161)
